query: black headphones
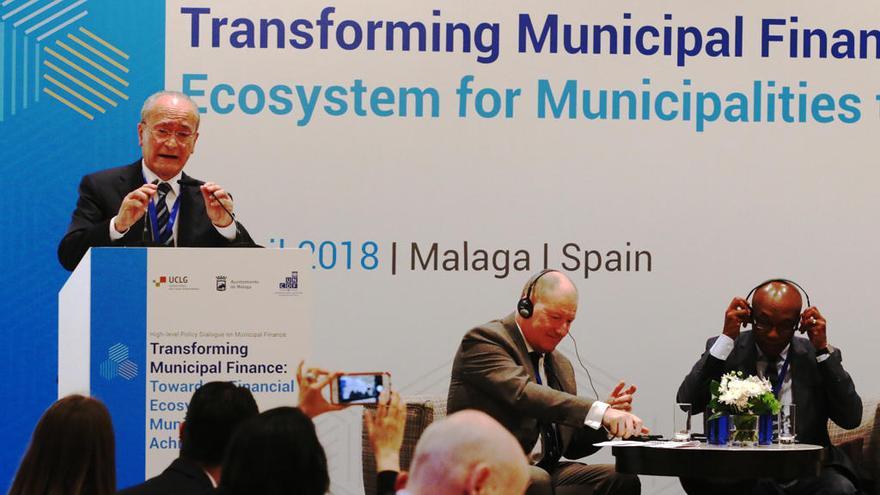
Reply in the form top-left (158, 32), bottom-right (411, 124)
top-left (745, 278), bottom-right (811, 330)
top-left (516, 269), bottom-right (600, 399)
top-left (517, 269), bottom-right (558, 318)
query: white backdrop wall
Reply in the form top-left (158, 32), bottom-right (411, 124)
top-left (165, 2), bottom-right (879, 493)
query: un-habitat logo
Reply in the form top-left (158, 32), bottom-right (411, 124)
top-left (279, 271), bottom-right (298, 289)
top-left (275, 271), bottom-right (301, 296)
top-left (99, 343), bottom-right (138, 382)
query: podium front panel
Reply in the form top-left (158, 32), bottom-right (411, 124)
top-left (59, 247), bottom-right (312, 487)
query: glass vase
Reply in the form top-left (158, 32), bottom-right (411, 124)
top-left (758, 413), bottom-right (774, 445)
top-left (706, 413), bottom-right (729, 445)
top-left (729, 414), bottom-right (759, 447)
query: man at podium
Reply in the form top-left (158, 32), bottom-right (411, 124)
top-left (58, 90), bottom-right (256, 271)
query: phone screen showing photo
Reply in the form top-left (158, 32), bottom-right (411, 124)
top-left (337, 374), bottom-right (385, 404)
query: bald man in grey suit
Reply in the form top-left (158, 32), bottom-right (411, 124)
top-left (448, 270), bottom-right (645, 495)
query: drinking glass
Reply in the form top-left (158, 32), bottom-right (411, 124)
top-left (674, 403), bottom-right (692, 441)
top-left (778, 404), bottom-right (797, 445)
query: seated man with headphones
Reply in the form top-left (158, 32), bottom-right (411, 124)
top-left (677, 279), bottom-right (863, 495)
top-left (447, 269), bottom-right (646, 495)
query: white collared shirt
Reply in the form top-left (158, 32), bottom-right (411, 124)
top-left (203, 468), bottom-right (218, 488)
top-left (109, 160), bottom-right (236, 242)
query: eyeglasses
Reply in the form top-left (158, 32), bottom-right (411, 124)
top-left (144, 124), bottom-right (195, 143)
top-left (752, 319), bottom-right (799, 333)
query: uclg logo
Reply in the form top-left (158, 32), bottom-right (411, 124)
top-left (99, 343), bottom-right (138, 382)
top-left (153, 275), bottom-right (189, 287)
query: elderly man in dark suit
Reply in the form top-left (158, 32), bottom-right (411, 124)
top-left (58, 90), bottom-right (255, 271)
top-left (677, 279), bottom-right (863, 495)
top-left (447, 269), bottom-right (646, 495)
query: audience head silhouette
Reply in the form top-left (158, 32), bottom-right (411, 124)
top-left (9, 394), bottom-right (116, 495)
top-left (219, 406), bottom-right (329, 495)
top-left (180, 381), bottom-right (259, 468)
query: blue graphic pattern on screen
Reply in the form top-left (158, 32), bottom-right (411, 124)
top-left (90, 248), bottom-right (147, 489)
top-left (0, 1), bottom-right (164, 490)
top-left (100, 343), bottom-right (139, 381)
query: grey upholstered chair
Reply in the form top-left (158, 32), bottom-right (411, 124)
top-left (828, 399), bottom-right (879, 494)
top-left (361, 396), bottom-right (447, 495)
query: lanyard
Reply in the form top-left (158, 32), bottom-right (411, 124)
top-left (143, 176), bottom-right (181, 243)
top-left (772, 353), bottom-right (792, 398)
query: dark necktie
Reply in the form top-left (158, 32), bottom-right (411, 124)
top-left (765, 356), bottom-right (780, 395)
top-left (765, 356), bottom-right (781, 436)
top-left (529, 352), bottom-right (562, 470)
top-left (155, 182), bottom-right (173, 246)
top-left (529, 351), bottom-right (544, 385)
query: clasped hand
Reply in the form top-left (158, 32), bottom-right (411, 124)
top-left (603, 380), bottom-right (649, 438)
top-left (113, 181), bottom-right (235, 233)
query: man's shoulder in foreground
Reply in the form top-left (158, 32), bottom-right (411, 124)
top-left (117, 458), bottom-right (214, 495)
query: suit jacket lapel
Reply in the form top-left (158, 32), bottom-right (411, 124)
top-left (118, 161), bottom-right (144, 197)
top-left (544, 353), bottom-right (572, 394)
top-left (176, 172), bottom-right (202, 246)
top-left (500, 313), bottom-right (572, 393)
top-left (118, 161), bottom-right (147, 237)
top-left (730, 331), bottom-right (759, 376)
top-left (788, 338), bottom-right (810, 409)
top-left (501, 313), bottom-right (537, 382)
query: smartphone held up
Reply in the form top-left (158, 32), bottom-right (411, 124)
top-left (330, 372), bottom-right (391, 405)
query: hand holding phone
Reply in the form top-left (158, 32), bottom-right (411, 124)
top-left (296, 361), bottom-right (346, 418)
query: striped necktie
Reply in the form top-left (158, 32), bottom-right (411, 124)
top-left (155, 182), bottom-right (174, 246)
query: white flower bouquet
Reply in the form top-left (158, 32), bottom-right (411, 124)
top-left (709, 371), bottom-right (781, 446)
top-left (709, 371), bottom-right (781, 418)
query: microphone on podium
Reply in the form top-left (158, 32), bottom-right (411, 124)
top-left (177, 177), bottom-right (236, 221)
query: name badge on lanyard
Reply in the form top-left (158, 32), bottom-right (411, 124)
top-left (773, 354), bottom-right (792, 399)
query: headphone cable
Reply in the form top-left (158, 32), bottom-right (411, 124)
top-left (567, 332), bottom-right (599, 400)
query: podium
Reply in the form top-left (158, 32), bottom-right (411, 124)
top-left (58, 247), bottom-right (311, 488)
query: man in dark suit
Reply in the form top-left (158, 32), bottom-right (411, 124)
top-left (677, 280), bottom-right (863, 495)
top-left (58, 90), bottom-right (255, 271)
top-left (447, 270), bottom-right (645, 495)
top-left (118, 381), bottom-right (259, 495)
